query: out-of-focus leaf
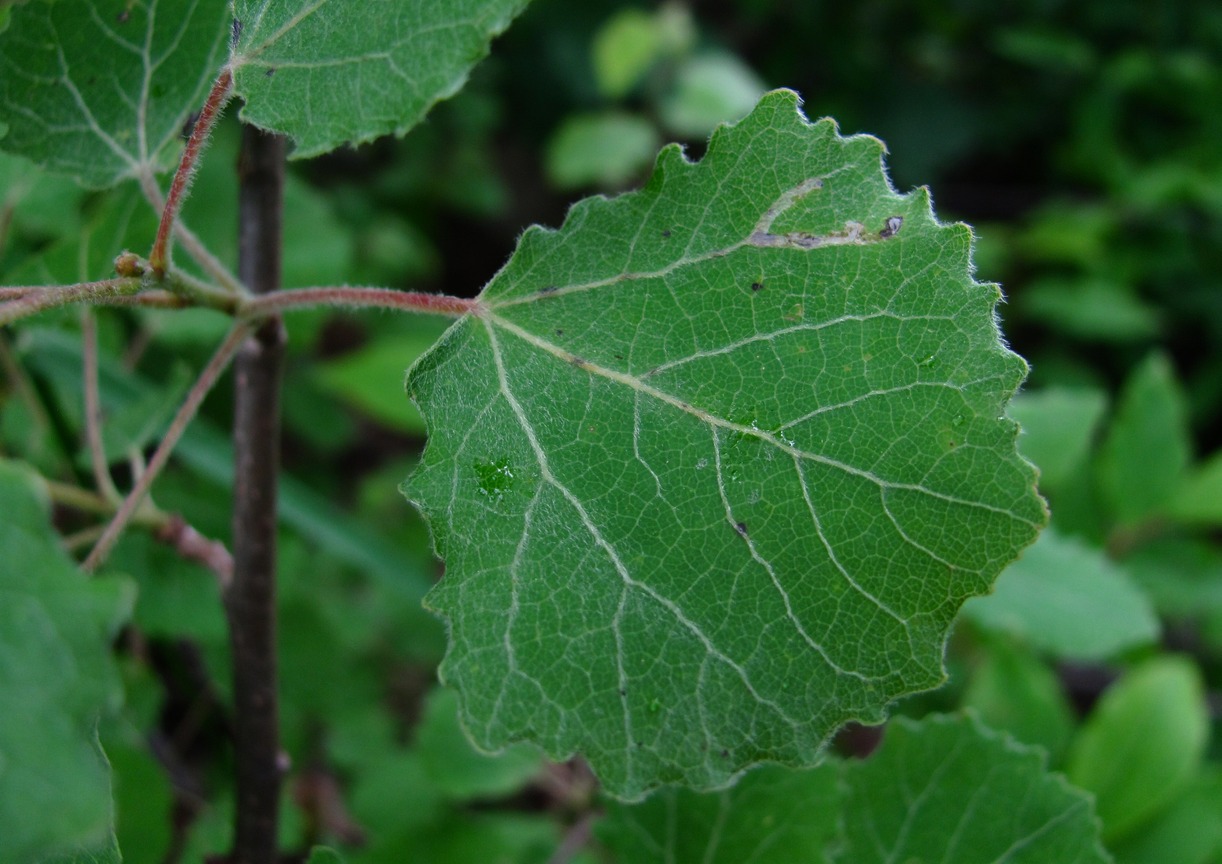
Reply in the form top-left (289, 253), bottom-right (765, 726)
top-left (962, 636), bottom-right (1075, 762)
top-left (1097, 352), bottom-right (1191, 525)
top-left (15, 327), bottom-right (435, 604)
top-left (0, 152), bottom-right (85, 251)
top-left (1124, 536), bottom-right (1222, 621)
top-left (836, 713), bottom-right (1109, 864)
top-left (313, 319), bottom-right (452, 435)
top-left (0, 459), bottom-right (133, 863)
top-left (545, 111), bottom-right (660, 190)
top-left (1109, 768), bottom-right (1222, 864)
top-left (1008, 386), bottom-right (1107, 492)
top-left (659, 53), bottom-right (767, 138)
top-left (592, 9), bottom-right (666, 99)
top-left (961, 526), bottom-right (1159, 660)
top-left (415, 687), bottom-right (542, 801)
top-left (1169, 450), bottom-right (1222, 525)
top-left (1022, 278), bottom-right (1161, 342)
top-left (1066, 656), bottom-right (1209, 842)
top-left (306, 848), bottom-right (347, 864)
top-left (600, 762), bottom-right (840, 864)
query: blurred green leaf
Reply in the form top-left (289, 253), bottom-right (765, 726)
top-left (1008, 386), bottom-right (1107, 492)
top-left (1169, 450), bottom-right (1222, 525)
top-left (961, 527), bottom-right (1159, 660)
top-left (313, 319), bottom-right (452, 434)
top-left (545, 112), bottom-right (661, 190)
top-left (16, 327), bottom-right (436, 604)
top-left (1124, 536), bottom-right (1222, 622)
top-left (1097, 353), bottom-right (1191, 525)
top-left (962, 637), bottom-right (1075, 763)
top-left (1109, 769), bottom-right (1222, 864)
top-left (659, 53), bottom-right (767, 138)
top-left (838, 713), bottom-right (1109, 863)
top-left (415, 687), bottom-right (542, 801)
top-left (600, 762), bottom-right (840, 864)
top-left (306, 848), bottom-right (347, 864)
top-left (1022, 278), bottom-right (1161, 342)
top-left (1066, 656), bottom-right (1209, 842)
top-left (592, 9), bottom-right (666, 99)
top-left (0, 459), bottom-right (132, 863)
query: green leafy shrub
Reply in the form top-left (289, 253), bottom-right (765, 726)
top-left (1, 2), bottom-right (1218, 863)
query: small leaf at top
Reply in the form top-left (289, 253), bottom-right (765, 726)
top-left (404, 90), bottom-right (1045, 798)
top-left (229, 0), bottom-right (531, 159)
top-left (0, 0), bottom-right (231, 188)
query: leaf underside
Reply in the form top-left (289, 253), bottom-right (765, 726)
top-left (405, 88), bottom-right (1045, 798)
top-left (0, 0), bottom-right (230, 188)
top-left (230, 0), bottom-right (531, 159)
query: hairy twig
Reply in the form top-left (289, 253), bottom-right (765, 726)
top-left (81, 323), bottom-right (251, 572)
top-left (149, 67), bottom-right (236, 279)
top-left (0, 277), bottom-right (143, 327)
top-left (241, 285), bottom-right (479, 318)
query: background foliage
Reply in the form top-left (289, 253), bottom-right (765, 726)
top-left (1, 0), bottom-right (1219, 861)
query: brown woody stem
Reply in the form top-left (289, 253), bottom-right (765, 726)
top-left (226, 123), bottom-right (287, 864)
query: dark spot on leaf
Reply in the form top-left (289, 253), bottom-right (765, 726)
top-left (614, 354), bottom-right (623, 360)
top-left (750, 281), bottom-right (763, 292)
top-left (735, 521), bottom-right (749, 537)
top-left (661, 229), bottom-right (672, 238)
top-left (117, 10), bottom-right (130, 24)
top-left (880, 215), bottom-right (903, 239)
top-left (538, 285), bottom-right (558, 295)
top-left (569, 354), bottom-right (588, 368)
top-left (555, 329), bottom-right (564, 337)
top-left (265, 68), bottom-right (276, 78)
top-left (230, 18), bottom-right (242, 47)
top-left (619, 688), bottom-right (626, 697)
top-left (720, 749), bottom-right (730, 758)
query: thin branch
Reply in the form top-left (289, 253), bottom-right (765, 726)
top-left (139, 172), bottom-right (244, 295)
top-left (149, 67), bottom-right (235, 278)
top-left (81, 322), bottom-right (251, 572)
top-left (242, 286), bottom-right (480, 318)
top-left (157, 515), bottom-right (233, 589)
top-left (0, 278), bottom-right (143, 327)
top-left (80, 310), bottom-right (121, 502)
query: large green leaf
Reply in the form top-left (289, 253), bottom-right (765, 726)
top-left (0, 0), bottom-right (230, 187)
top-left (0, 460), bottom-right (132, 863)
top-left (836, 713), bottom-right (1109, 864)
top-left (599, 762), bottom-right (840, 863)
top-left (404, 91), bottom-right (1045, 797)
top-left (229, 0), bottom-right (530, 158)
